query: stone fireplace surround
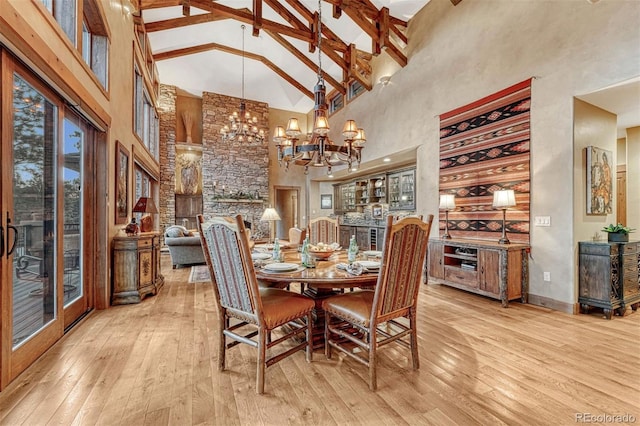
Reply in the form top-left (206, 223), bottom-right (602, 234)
top-left (158, 85), bottom-right (271, 239)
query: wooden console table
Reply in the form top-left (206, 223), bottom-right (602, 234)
top-left (428, 238), bottom-right (529, 307)
top-left (112, 233), bottom-right (164, 305)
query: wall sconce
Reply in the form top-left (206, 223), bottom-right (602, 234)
top-left (439, 194), bottom-right (456, 239)
top-left (492, 189), bottom-right (516, 244)
top-left (379, 76), bottom-right (391, 86)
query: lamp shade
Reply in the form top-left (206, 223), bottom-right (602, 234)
top-left (286, 118), bottom-right (301, 137)
top-left (439, 194), bottom-right (456, 211)
top-left (273, 125), bottom-right (286, 143)
top-left (132, 197), bottom-right (158, 214)
top-left (260, 207), bottom-right (281, 222)
top-left (342, 119), bottom-right (358, 139)
top-left (492, 190), bottom-right (516, 209)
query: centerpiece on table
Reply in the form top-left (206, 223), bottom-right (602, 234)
top-left (602, 223), bottom-right (635, 242)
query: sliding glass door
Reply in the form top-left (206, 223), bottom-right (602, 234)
top-left (1, 54), bottom-right (93, 388)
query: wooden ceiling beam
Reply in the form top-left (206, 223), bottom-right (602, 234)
top-left (153, 42), bottom-right (313, 100)
top-left (253, 0), bottom-right (263, 36)
top-left (265, 0), bottom-right (308, 33)
top-left (189, 0), bottom-right (313, 42)
top-left (139, 0), bottom-right (181, 10)
top-left (266, 30), bottom-right (345, 94)
top-left (144, 13), bottom-right (230, 33)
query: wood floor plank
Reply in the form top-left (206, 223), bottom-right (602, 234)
top-left (0, 254), bottom-right (638, 425)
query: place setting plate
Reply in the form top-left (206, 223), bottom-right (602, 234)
top-left (262, 262), bottom-right (300, 273)
top-left (251, 252), bottom-right (271, 261)
top-left (358, 260), bottom-right (381, 270)
top-left (362, 250), bottom-right (382, 258)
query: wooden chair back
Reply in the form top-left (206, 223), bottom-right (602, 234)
top-left (372, 214), bottom-right (434, 324)
top-left (288, 227), bottom-right (307, 245)
top-left (308, 216), bottom-right (339, 245)
top-left (197, 215), bottom-right (261, 323)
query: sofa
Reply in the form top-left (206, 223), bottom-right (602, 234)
top-left (164, 225), bottom-right (206, 269)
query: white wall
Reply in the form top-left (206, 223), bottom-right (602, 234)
top-left (316, 0), bottom-right (640, 311)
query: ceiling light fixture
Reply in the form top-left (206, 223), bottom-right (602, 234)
top-left (273, 0), bottom-right (366, 175)
top-left (220, 25), bottom-right (265, 144)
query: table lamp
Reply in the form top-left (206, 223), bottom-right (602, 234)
top-left (439, 194), bottom-right (456, 239)
top-left (260, 206), bottom-right (281, 241)
top-left (492, 189), bottom-right (516, 244)
top-left (132, 196), bottom-right (158, 233)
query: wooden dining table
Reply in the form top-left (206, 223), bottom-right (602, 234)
top-left (256, 248), bottom-right (379, 349)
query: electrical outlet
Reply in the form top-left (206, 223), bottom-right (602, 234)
top-left (543, 272), bottom-right (551, 282)
top-left (534, 216), bottom-right (551, 226)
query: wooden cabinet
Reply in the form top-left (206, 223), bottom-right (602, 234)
top-left (388, 168), bottom-right (415, 211)
top-left (175, 194), bottom-right (202, 229)
top-left (578, 241), bottom-right (640, 319)
top-left (334, 183), bottom-right (356, 213)
top-left (112, 233), bottom-right (164, 305)
top-left (339, 225), bottom-right (384, 251)
top-left (428, 238), bottom-right (529, 307)
top-left (339, 226), bottom-right (353, 248)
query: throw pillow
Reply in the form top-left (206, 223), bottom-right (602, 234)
top-left (165, 226), bottom-right (185, 238)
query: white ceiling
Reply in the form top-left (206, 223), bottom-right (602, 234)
top-left (577, 77), bottom-right (640, 139)
top-left (143, 0), bottom-right (431, 113)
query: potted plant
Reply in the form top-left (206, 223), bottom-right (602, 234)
top-left (602, 223), bottom-right (635, 242)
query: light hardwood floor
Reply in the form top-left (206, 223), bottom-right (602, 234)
top-left (1, 252), bottom-right (639, 425)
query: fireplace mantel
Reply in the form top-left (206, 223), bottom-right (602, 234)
top-left (212, 199), bottom-right (265, 204)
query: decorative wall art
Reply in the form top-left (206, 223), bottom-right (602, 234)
top-left (439, 79), bottom-right (532, 243)
top-left (586, 146), bottom-right (613, 215)
top-left (115, 141), bottom-right (129, 224)
top-left (321, 194), bottom-right (332, 209)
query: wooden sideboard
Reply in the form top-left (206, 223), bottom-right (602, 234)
top-left (112, 233), bottom-right (164, 305)
top-left (578, 241), bottom-right (640, 319)
top-left (428, 238), bottom-right (529, 307)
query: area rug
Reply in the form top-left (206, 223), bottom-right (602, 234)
top-left (188, 265), bottom-right (211, 283)
top-left (439, 78), bottom-right (532, 243)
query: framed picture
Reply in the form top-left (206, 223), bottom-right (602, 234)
top-left (586, 146), bottom-right (612, 215)
top-left (115, 141), bottom-right (129, 224)
top-left (372, 204), bottom-right (383, 219)
top-left (320, 194), bottom-right (332, 209)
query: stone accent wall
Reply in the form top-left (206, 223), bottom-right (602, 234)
top-left (158, 84), bottom-right (177, 232)
top-left (201, 92), bottom-right (270, 238)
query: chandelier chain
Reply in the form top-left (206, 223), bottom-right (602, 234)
top-left (241, 24), bottom-right (245, 101)
top-left (317, 0), bottom-right (323, 81)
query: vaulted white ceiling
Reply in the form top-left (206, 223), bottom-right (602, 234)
top-left (142, 0), bottom-right (431, 113)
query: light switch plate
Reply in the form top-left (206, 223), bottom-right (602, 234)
top-left (534, 216), bottom-right (551, 226)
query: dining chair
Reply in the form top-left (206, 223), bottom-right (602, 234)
top-left (288, 227), bottom-right (306, 245)
top-left (308, 216), bottom-right (339, 245)
top-left (322, 214), bottom-right (434, 390)
top-left (196, 214), bottom-right (315, 394)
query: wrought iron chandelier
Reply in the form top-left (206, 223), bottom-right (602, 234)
top-left (273, 0), bottom-right (366, 175)
top-left (220, 25), bottom-right (265, 144)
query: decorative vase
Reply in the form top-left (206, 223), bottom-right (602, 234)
top-left (607, 232), bottom-right (629, 243)
top-left (181, 163), bottom-right (199, 195)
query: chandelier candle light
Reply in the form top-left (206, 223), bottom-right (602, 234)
top-left (492, 189), bottom-right (516, 244)
top-left (273, 0), bottom-right (366, 175)
top-left (439, 194), bottom-right (456, 239)
top-left (220, 25), bottom-right (265, 144)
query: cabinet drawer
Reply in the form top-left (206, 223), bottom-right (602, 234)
top-left (445, 267), bottom-right (478, 288)
top-left (579, 243), bottom-right (617, 256)
top-left (622, 242), bottom-right (639, 254)
top-left (138, 238), bottom-right (152, 249)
